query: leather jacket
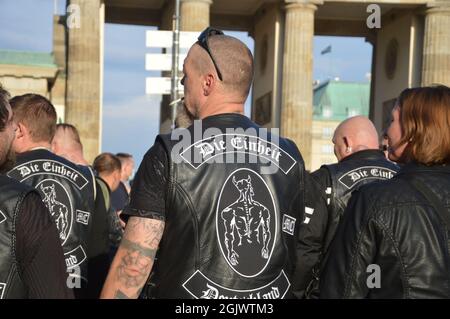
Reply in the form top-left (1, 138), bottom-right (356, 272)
top-left (297, 150), bottom-right (399, 298)
top-left (320, 162), bottom-right (450, 298)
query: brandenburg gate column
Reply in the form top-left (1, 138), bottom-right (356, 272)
top-left (422, 2), bottom-right (450, 87)
top-left (281, 0), bottom-right (322, 170)
top-left (66, 0), bottom-right (104, 163)
top-left (181, 0), bottom-right (212, 31)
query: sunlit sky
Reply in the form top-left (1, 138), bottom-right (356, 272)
top-left (0, 0), bottom-right (372, 166)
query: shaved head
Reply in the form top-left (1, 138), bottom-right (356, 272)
top-left (51, 123), bottom-right (87, 165)
top-left (208, 35), bottom-right (254, 99)
top-left (182, 30), bottom-right (254, 119)
top-left (189, 35), bottom-right (254, 100)
top-left (333, 116), bottom-right (380, 161)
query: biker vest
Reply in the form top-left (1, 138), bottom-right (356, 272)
top-left (146, 113), bottom-right (305, 299)
top-left (325, 150), bottom-right (399, 226)
top-left (7, 149), bottom-right (96, 285)
top-left (0, 175), bottom-right (34, 299)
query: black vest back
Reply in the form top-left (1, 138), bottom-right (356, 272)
top-left (7, 149), bottom-right (96, 285)
top-left (322, 151), bottom-right (400, 252)
top-left (0, 175), bottom-right (34, 299)
top-left (147, 114), bottom-right (305, 299)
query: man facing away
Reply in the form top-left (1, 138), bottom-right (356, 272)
top-left (0, 85), bottom-right (72, 298)
top-left (295, 116), bottom-right (399, 298)
top-left (7, 94), bottom-right (96, 298)
top-left (101, 28), bottom-right (311, 299)
top-left (51, 123), bottom-right (89, 166)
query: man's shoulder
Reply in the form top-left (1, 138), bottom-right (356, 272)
top-left (353, 177), bottom-right (404, 210)
top-left (0, 174), bottom-right (34, 194)
top-left (15, 149), bottom-right (80, 169)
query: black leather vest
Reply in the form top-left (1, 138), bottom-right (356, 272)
top-left (7, 149), bottom-right (95, 284)
top-left (0, 175), bottom-right (34, 299)
top-left (147, 114), bottom-right (305, 299)
top-left (322, 150), bottom-right (400, 250)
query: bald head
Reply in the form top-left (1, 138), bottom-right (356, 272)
top-left (332, 116), bottom-right (380, 161)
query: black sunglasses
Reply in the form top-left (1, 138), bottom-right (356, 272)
top-left (197, 27), bottom-right (224, 81)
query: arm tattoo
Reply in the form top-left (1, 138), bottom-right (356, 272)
top-left (127, 217), bottom-right (165, 247)
top-left (115, 217), bottom-right (164, 290)
top-left (116, 239), bottom-right (155, 288)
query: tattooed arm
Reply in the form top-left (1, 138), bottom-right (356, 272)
top-left (100, 216), bottom-right (165, 299)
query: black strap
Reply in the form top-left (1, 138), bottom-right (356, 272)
top-left (405, 177), bottom-right (450, 228)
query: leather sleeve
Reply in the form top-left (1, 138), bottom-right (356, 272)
top-left (292, 171), bottom-right (329, 298)
top-left (319, 189), bottom-right (379, 298)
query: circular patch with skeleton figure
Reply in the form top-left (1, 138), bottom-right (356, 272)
top-left (36, 179), bottom-right (73, 246)
top-left (216, 168), bottom-right (277, 278)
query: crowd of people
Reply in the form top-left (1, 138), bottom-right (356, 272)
top-left (0, 27), bottom-right (449, 299)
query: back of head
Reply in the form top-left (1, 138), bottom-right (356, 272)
top-left (191, 33), bottom-right (253, 102)
top-left (208, 35), bottom-right (254, 100)
top-left (0, 84), bottom-right (11, 132)
top-left (396, 85), bottom-right (450, 165)
top-left (333, 115), bottom-right (379, 161)
top-left (93, 153), bottom-right (122, 176)
top-left (115, 152), bottom-right (133, 165)
top-left (54, 123), bottom-right (82, 146)
top-left (116, 152), bottom-right (134, 181)
top-left (10, 94), bottom-right (57, 143)
top-left (52, 123), bottom-right (87, 164)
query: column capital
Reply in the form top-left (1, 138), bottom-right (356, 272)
top-left (181, 0), bottom-right (212, 4)
top-left (426, 1), bottom-right (450, 13)
top-left (284, 0), bottom-right (322, 12)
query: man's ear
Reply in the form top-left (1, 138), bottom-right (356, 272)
top-left (343, 136), bottom-right (353, 153)
top-left (202, 73), bottom-right (216, 96)
top-left (16, 122), bottom-right (26, 140)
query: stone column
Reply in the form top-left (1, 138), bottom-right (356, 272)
top-left (51, 15), bottom-right (67, 123)
top-left (281, 1), bottom-right (320, 170)
top-left (181, 0), bottom-right (212, 31)
top-left (422, 4), bottom-right (450, 87)
top-left (66, 0), bottom-right (104, 163)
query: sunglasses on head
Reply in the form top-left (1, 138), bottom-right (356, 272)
top-left (197, 27), bottom-right (224, 81)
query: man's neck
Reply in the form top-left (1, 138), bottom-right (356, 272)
top-left (24, 142), bottom-right (52, 153)
top-left (62, 151), bottom-right (89, 166)
top-left (100, 173), bottom-right (115, 191)
top-left (199, 101), bottom-right (245, 119)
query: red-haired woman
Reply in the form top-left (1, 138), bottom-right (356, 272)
top-left (320, 85), bottom-right (450, 298)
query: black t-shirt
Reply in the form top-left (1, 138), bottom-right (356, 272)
top-left (111, 182), bottom-right (129, 212)
top-left (16, 192), bottom-right (74, 299)
top-left (122, 141), bottom-right (168, 221)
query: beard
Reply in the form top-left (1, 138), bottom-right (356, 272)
top-left (175, 101), bottom-right (196, 128)
top-left (0, 146), bottom-right (16, 174)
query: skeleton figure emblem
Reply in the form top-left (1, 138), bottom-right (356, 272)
top-left (221, 175), bottom-right (271, 266)
top-left (40, 183), bottom-right (69, 240)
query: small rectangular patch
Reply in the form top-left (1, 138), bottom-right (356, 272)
top-left (76, 210), bottom-right (90, 225)
top-left (303, 207), bottom-right (314, 224)
top-left (282, 214), bottom-right (296, 235)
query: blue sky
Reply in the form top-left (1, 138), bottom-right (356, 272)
top-left (0, 0), bottom-right (372, 166)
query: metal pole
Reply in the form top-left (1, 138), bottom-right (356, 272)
top-left (170, 0), bottom-right (181, 130)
